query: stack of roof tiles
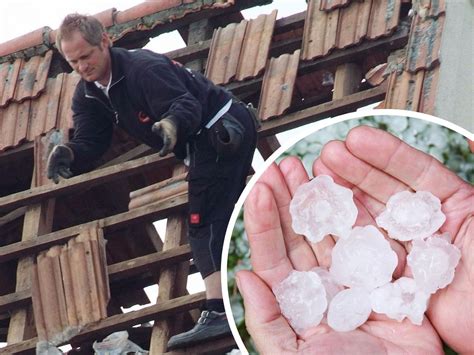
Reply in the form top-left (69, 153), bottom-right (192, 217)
top-left (31, 226), bottom-right (109, 345)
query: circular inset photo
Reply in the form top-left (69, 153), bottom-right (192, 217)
top-left (223, 111), bottom-right (473, 354)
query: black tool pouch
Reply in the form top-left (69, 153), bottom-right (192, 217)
top-left (208, 111), bottom-right (245, 158)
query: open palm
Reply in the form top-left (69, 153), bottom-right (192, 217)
top-left (237, 126), bottom-right (473, 354)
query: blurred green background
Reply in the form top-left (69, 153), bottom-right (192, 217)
top-left (227, 116), bottom-right (473, 354)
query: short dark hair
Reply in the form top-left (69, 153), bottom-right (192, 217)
top-left (56, 13), bottom-right (107, 55)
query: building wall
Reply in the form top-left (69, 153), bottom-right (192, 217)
top-left (435, 0), bottom-right (474, 132)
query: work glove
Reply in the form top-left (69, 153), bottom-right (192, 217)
top-left (47, 145), bottom-right (74, 184)
top-left (152, 117), bottom-right (178, 157)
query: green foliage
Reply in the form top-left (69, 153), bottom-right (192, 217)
top-left (227, 117), bottom-right (470, 353)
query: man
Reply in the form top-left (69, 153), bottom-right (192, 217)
top-left (46, 14), bottom-right (257, 350)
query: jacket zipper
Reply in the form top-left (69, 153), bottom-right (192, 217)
top-left (84, 75), bottom-right (125, 125)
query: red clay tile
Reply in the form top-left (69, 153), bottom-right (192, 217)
top-left (0, 58), bottom-right (22, 107)
top-left (320, 0), bottom-right (350, 11)
top-left (337, 0), bottom-right (371, 48)
top-left (92, 8), bottom-right (117, 28)
top-left (236, 10), bottom-right (277, 81)
top-left (0, 27), bottom-right (50, 58)
top-left (115, 0), bottom-right (182, 25)
top-left (28, 77), bottom-right (63, 141)
top-left (206, 21), bottom-right (247, 85)
top-left (258, 49), bottom-right (300, 120)
top-left (57, 72), bottom-right (81, 132)
top-left (14, 51), bottom-right (53, 103)
top-left (406, 15), bottom-right (444, 73)
top-left (367, 0), bottom-right (401, 39)
top-left (206, 11), bottom-right (277, 84)
top-left (365, 63), bottom-right (388, 86)
top-left (301, 0), bottom-right (339, 60)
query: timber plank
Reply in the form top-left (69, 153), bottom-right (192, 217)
top-left (0, 292), bottom-right (206, 354)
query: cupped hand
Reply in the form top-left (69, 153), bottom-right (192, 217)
top-left (237, 136), bottom-right (445, 354)
top-left (314, 125), bottom-right (474, 353)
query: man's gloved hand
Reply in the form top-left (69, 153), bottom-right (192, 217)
top-left (152, 117), bottom-right (177, 157)
top-left (47, 145), bottom-right (74, 184)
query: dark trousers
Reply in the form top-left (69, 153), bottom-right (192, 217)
top-left (187, 101), bottom-right (258, 278)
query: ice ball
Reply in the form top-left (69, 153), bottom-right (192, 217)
top-left (330, 225), bottom-right (398, 290)
top-left (376, 191), bottom-right (446, 241)
top-left (327, 288), bottom-right (372, 332)
top-left (289, 175), bottom-right (358, 242)
top-left (273, 270), bottom-right (328, 334)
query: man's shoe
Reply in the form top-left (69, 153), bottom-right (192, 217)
top-left (167, 310), bottom-right (231, 350)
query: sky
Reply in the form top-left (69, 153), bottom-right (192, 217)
top-left (0, 0), bottom-right (309, 349)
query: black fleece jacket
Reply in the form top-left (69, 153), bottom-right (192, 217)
top-left (66, 47), bottom-right (232, 172)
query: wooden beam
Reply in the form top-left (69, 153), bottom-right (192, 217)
top-left (256, 136), bottom-right (281, 160)
top-left (0, 245), bottom-right (192, 315)
top-left (333, 63), bottom-right (363, 99)
top-left (259, 84), bottom-right (387, 137)
top-left (0, 206), bottom-right (27, 228)
top-left (99, 144), bottom-right (153, 168)
top-left (150, 165), bottom-right (191, 353)
top-left (0, 292), bottom-right (206, 354)
top-left (0, 153), bottom-right (176, 213)
top-left (226, 24), bottom-right (408, 97)
top-left (0, 194), bottom-right (188, 263)
top-left (0, 85), bottom-right (386, 265)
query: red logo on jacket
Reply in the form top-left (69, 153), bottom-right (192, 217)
top-left (138, 111), bottom-right (151, 123)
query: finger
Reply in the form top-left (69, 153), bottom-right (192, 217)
top-left (345, 126), bottom-right (465, 201)
top-left (321, 140), bottom-right (409, 204)
top-left (259, 160), bottom-right (318, 271)
top-left (280, 157), bottom-right (337, 268)
top-left (236, 270), bottom-right (297, 353)
top-left (244, 182), bottom-right (293, 288)
top-left (58, 167), bottom-right (72, 179)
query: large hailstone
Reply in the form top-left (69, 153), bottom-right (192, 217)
top-left (289, 175), bottom-right (358, 242)
top-left (407, 235), bottom-right (461, 294)
top-left (330, 225), bottom-right (398, 290)
top-left (327, 288), bottom-right (372, 332)
top-left (370, 277), bottom-right (430, 325)
top-left (273, 270), bottom-right (327, 334)
top-left (376, 191), bottom-right (446, 241)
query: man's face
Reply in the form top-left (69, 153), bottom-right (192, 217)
top-left (61, 31), bottom-right (111, 83)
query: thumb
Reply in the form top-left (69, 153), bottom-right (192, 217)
top-left (236, 270), bottom-right (297, 353)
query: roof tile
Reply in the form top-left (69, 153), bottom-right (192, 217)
top-left (0, 51), bottom-right (52, 108)
top-left (406, 14), bottom-right (444, 73)
top-left (115, 0), bottom-right (182, 25)
top-left (367, 0), bottom-right (401, 39)
top-left (92, 7), bottom-right (117, 28)
top-left (320, 0), bottom-right (350, 11)
top-left (0, 59), bottom-right (21, 107)
top-left (337, 0), bottom-right (371, 48)
top-left (205, 10), bottom-right (277, 84)
top-left (302, 0), bottom-right (401, 60)
top-left (384, 66), bottom-right (439, 114)
top-left (13, 51), bottom-right (53, 103)
top-left (301, 0), bottom-right (339, 60)
top-left (258, 49), bottom-right (300, 120)
top-left (0, 27), bottom-right (51, 58)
